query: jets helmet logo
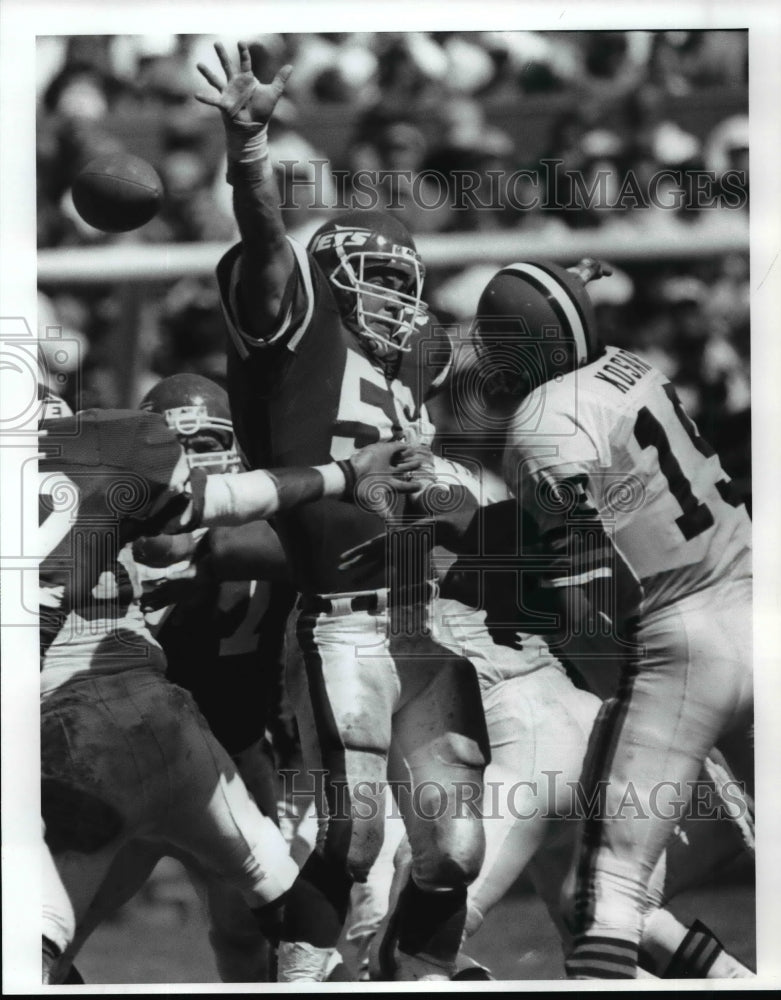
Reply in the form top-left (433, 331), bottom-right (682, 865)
top-left (310, 227), bottom-right (372, 253)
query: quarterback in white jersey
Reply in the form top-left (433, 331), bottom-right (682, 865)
top-left (472, 259), bottom-right (753, 979)
top-left (340, 450), bottom-right (753, 981)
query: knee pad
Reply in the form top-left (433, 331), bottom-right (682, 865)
top-left (413, 819), bottom-right (485, 891)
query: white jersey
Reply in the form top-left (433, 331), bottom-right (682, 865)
top-left (428, 455), bottom-right (567, 687)
top-left (503, 346), bottom-right (752, 617)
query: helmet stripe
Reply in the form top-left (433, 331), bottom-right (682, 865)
top-left (502, 262), bottom-right (588, 366)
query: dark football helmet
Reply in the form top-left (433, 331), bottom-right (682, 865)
top-left (38, 382), bottom-right (73, 421)
top-left (472, 259), bottom-right (603, 396)
top-left (307, 210), bottom-right (426, 354)
top-left (139, 374), bottom-right (241, 474)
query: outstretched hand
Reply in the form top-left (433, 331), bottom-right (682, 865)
top-left (195, 40), bottom-right (292, 124)
top-left (348, 440), bottom-right (429, 495)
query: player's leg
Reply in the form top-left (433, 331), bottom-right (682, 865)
top-left (180, 737), bottom-right (284, 984)
top-left (41, 674), bottom-right (151, 962)
top-left (465, 668), bottom-right (600, 940)
top-left (167, 633), bottom-right (290, 982)
top-left (532, 824), bottom-right (753, 979)
top-left (345, 808), bottom-right (407, 980)
top-left (47, 838), bottom-right (166, 984)
top-left (565, 582), bottom-right (753, 979)
top-left (531, 742), bottom-right (756, 979)
top-left (375, 642), bottom-right (488, 980)
top-left (460, 670), bottom-right (753, 979)
top-left (157, 681), bottom-right (298, 900)
top-left (638, 748), bottom-right (755, 979)
top-left (41, 647), bottom-right (295, 984)
top-left (42, 823), bottom-right (77, 985)
top-left (277, 604), bottom-right (399, 980)
top-left (185, 873), bottom-right (274, 983)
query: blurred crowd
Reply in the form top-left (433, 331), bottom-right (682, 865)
top-left (36, 30), bottom-right (751, 497)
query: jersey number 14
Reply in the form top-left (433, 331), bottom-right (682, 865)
top-left (634, 383), bottom-right (744, 542)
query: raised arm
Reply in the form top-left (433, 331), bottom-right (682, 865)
top-left (196, 40), bottom-right (295, 336)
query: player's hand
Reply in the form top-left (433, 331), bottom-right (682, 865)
top-left (195, 41), bottom-right (292, 124)
top-left (347, 441), bottom-right (428, 495)
top-left (140, 562), bottom-right (216, 613)
top-left (338, 530), bottom-right (389, 574)
top-left (396, 444), bottom-right (436, 491)
top-left (338, 519), bottom-right (438, 573)
top-left (568, 258), bottom-right (613, 285)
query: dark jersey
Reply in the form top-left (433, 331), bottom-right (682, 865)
top-left (38, 410), bottom-right (206, 659)
top-left (436, 498), bottom-right (561, 648)
top-left (217, 237), bottom-right (452, 594)
top-left (140, 524), bottom-right (297, 757)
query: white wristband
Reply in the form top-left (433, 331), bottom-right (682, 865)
top-left (226, 121), bottom-right (270, 166)
top-left (314, 463), bottom-right (348, 498)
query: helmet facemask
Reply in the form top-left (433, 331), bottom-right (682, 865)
top-left (161, 404), bottom-right (241, 475)
top-left (328, 248), bottom-right (426, 355)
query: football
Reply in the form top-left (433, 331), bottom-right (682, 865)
top-left (72, 153), bottom-right (163, 233)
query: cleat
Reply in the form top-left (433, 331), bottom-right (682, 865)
top-left (276, 941), bottom-right (337, 982)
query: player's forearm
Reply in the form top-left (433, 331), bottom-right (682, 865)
top-left (226, 133), bottom-right (296, 332)
top-left (230, 150), bottom-right (288, 256)
top-left (200, 463), bottom-right (347, 527)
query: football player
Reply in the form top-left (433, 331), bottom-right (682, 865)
top-left (138, 374), bottom-right (305, 980)
top-left (197, 41), bottom-right (489, 980)
top-left (342, 454), bottom-right (754, 981)
top-left (469, 258), bottom-right (753, 978)
top-left (38, 392), bottom-right (422, 984)
top-left (132, 373), bottom-right (296, 982)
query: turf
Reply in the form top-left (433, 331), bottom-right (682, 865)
top-left (76, 859), bottom-right (755, 983)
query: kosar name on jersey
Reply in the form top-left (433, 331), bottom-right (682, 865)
top-left (504, 346), bottom-right (752, 618)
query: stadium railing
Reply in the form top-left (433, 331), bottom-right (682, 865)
top-left (36, 227), bottom-right (749, 406)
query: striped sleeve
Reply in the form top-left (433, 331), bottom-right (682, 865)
top-left (216, 237), bottom-right (317, 361)
top-left (523, 470), bottom-right (643, 619)
top-left (523, 471), bottom-right (612, 588)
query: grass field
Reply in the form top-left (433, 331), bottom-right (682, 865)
top-left (75, 858), bottom-right (755, 984)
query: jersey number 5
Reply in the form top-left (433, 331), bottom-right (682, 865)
top-left (634, 383), bottom-right (743, 542)
top-left (331, 350), bottom-right (415, 460)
